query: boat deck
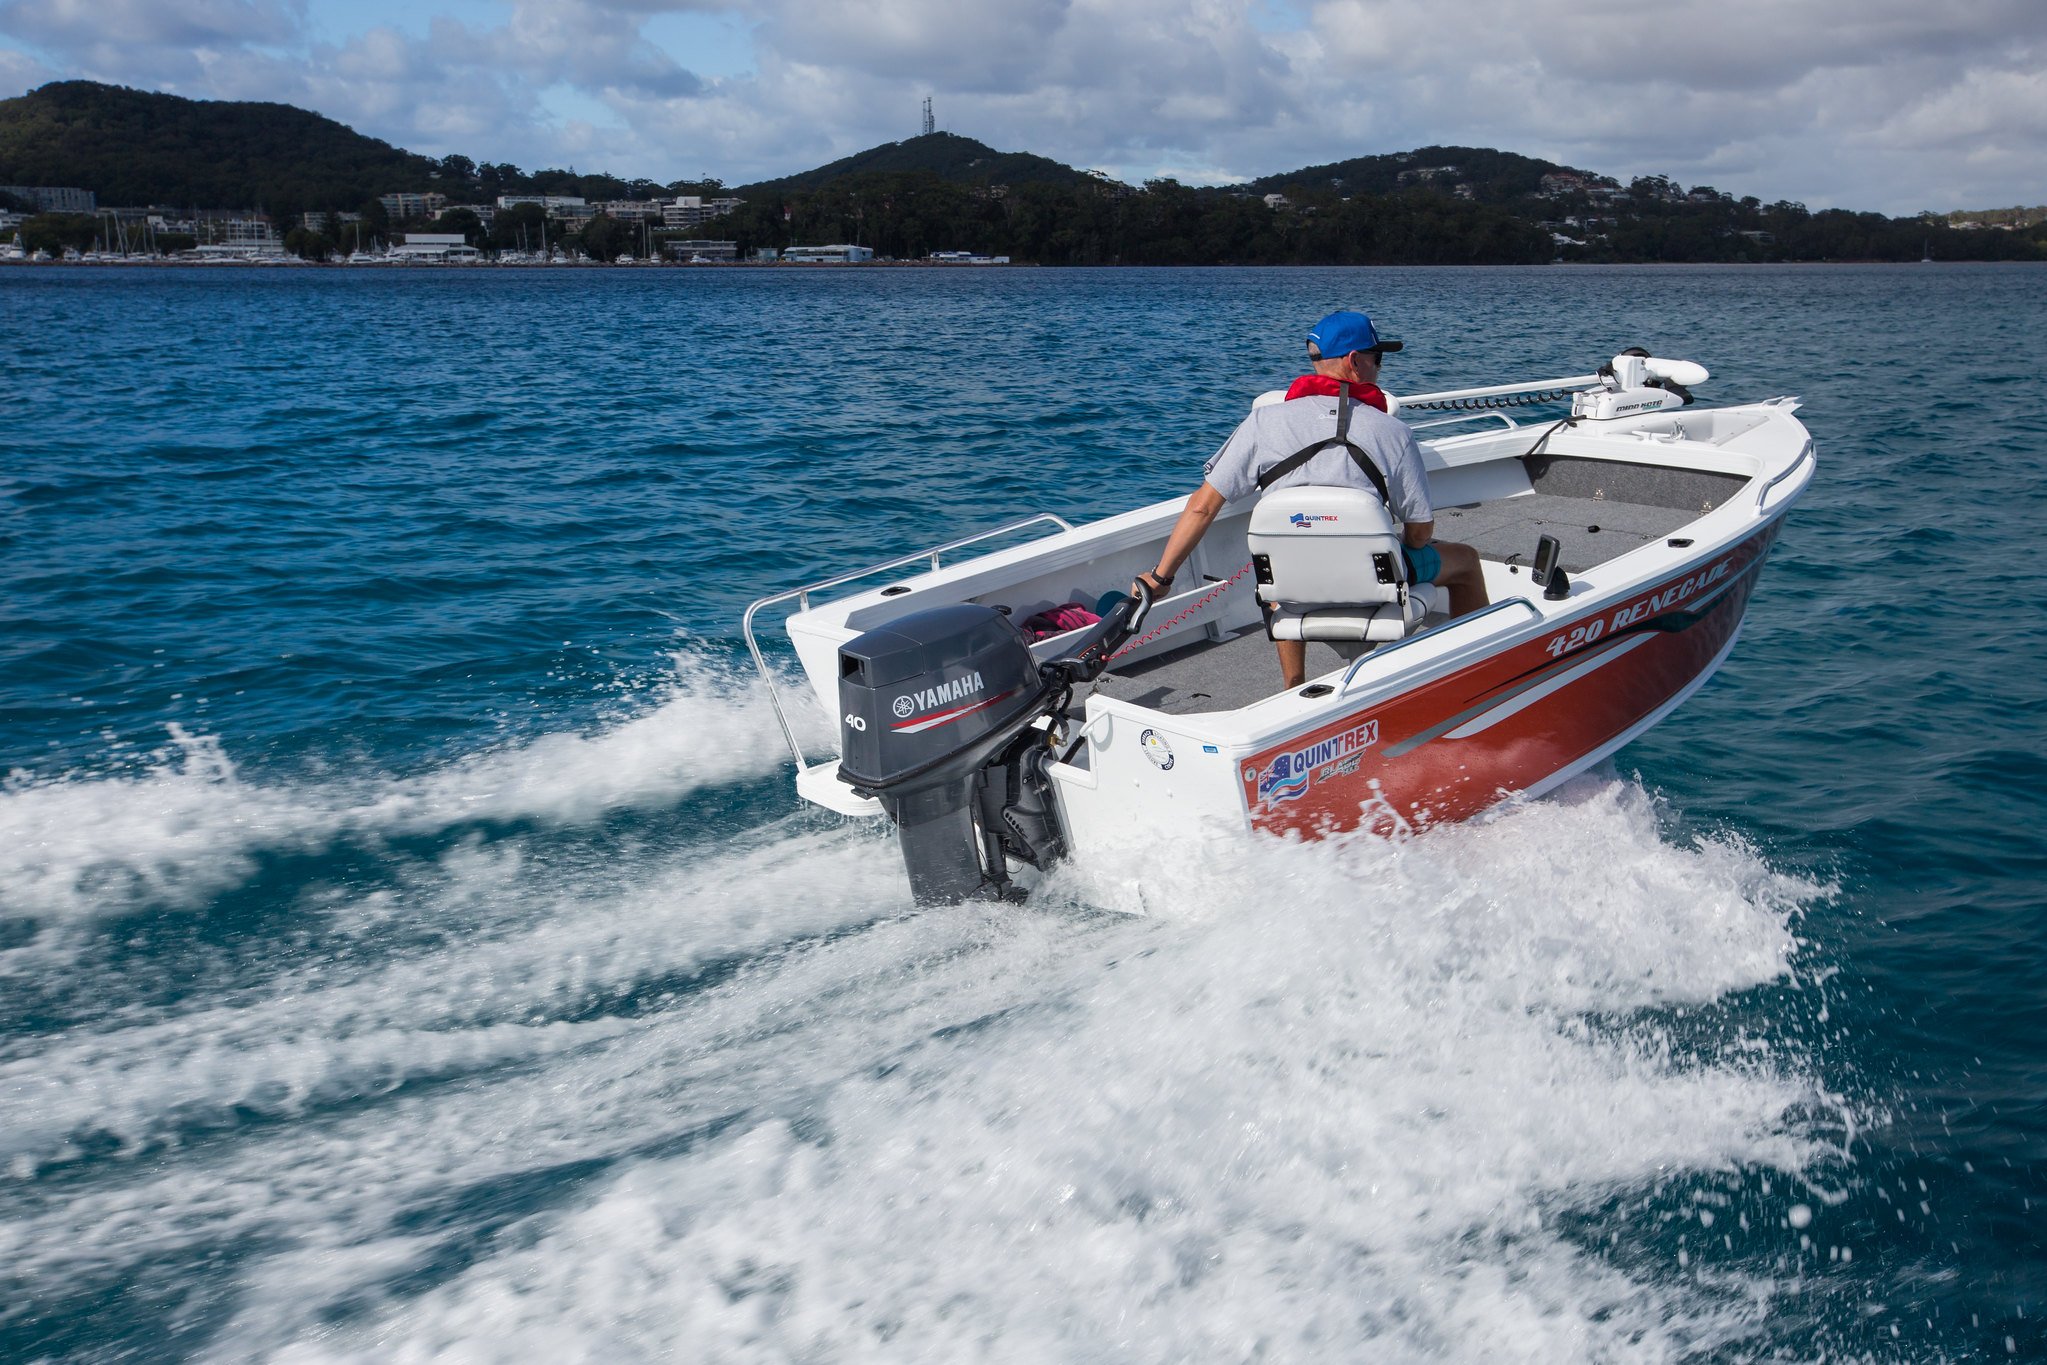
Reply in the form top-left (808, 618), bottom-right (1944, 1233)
top-left (1093, 624), bottom-right (1359, 716)
top-left (1090, 479), bottom-right (1708, 718)
top-left (1433, 491), bottom-right (1696, 572)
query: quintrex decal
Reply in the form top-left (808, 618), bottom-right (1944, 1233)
top-left (1288, 512), bottom-right (1339, 527)
top-left (1249, 719), bottom-right (1380, 804)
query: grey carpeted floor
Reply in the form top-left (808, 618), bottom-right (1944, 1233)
top-left (1433, 493), bottom-right (1694, 573)
top-left (1092, 625), bottom-right (1340, 715)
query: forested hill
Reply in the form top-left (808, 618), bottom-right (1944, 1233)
top-left (0, 82), bottom-right (439, 209)
top-left (736, 132), bottom-right (1083, 195)
top-left (5, 80), bottom-right (2042, 267)
top-left (1249, 145), bottom-right (1603, 201)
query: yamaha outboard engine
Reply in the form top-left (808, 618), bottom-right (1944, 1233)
top-left (837, 594), bottom-right (1147, 905)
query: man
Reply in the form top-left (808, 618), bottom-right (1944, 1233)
top-left (1132, 310), bottom-right (1490, 689)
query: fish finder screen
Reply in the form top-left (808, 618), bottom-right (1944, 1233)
top-left (1532, 534), bottom-right (1562, 586)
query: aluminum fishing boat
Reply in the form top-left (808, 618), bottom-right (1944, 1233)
top-left (744, 352), bottom-right (1815, 906)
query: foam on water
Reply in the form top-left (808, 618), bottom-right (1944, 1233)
top-left (0, 712), bottom-right (1833, 1360)
top-left (0, 820), bottom-right (905, 1173)
top-left (0, 649), bottom-right (811, 937)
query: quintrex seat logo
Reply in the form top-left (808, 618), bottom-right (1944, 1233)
top-left (1288, 512), bottom-right (1338, 527)
top-left (1249, 719), bottom-right (1380, 803)
top-left (889, 672), bottom-right (1003, 733)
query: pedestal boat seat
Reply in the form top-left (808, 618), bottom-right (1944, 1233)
top-left (1249, 484), bottom-right (1447, 641)
top-left (1244, 388), bottom-right (1444, 645)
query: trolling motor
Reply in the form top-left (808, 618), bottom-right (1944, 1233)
top-left (836, 588), bottom-right (1151, 905)
top-left (1572, 348), bottom-right (1710, 420)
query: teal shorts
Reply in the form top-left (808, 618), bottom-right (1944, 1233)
top-left (1403, 543), bottom-right (1442, 584)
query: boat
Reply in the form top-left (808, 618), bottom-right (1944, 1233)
top-left (744, 351), bottom-right (1815, 907)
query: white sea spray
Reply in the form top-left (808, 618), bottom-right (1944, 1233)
top-left (0, 647), bottom-right (821, 937)
top-left (2, 747), bottom-right (1828, 1361)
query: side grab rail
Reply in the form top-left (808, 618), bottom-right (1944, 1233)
top-left (1338, 597), bottom-right (1545, 696)
top-left (1754, 442), bottom-right (1814, 516)
top-left (1408, 411), bottom-right (1520, 433)
top-left (741, 513), bottom-right (1076, 767)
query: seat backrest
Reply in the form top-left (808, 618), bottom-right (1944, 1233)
top-left (1246, 485), bottom-right (1407, 609)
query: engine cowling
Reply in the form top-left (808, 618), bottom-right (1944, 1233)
top-left (837, 605), bottom-right (1045, 790)
top-left (837, 605), bottom-right (1057, 905)
top-left (835, 594), bottom-right (1150, 906)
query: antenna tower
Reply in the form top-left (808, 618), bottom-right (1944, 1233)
top-left (922, 97), bottom-right (935, 137)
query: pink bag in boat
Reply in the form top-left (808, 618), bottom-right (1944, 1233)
top-left (1019, 603), bottom-right (1099, 640)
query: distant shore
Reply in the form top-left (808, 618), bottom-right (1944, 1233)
top-left (0, 257), bottom-right (1029, 269)
top-left (9, 257), bottom-right (2042, 270)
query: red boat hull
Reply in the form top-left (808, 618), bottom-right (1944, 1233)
top-left (1241, 524), bottom-right (1781, 836)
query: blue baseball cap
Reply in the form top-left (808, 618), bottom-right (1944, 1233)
top-left (1307, 310), bottom-right (1402, 358)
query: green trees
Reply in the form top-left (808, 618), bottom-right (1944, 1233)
top-left (282, 226), bottom-right (331, 260)
top-left (738, 131), bottom-right (1081, 197)
top-left (476, 162), bottom-right (525, 200)
top-left (0, 81), bottom-right (440, 210)
top-left (486, 202), bottom-right (549, 254)
top-left (436, 207), bottom-right (485, 247)
top-left (569, 213), bottom-right (634, 261)
top-left (704, 171), bottom-right (1552, 266)
top-left (1243, 145), bottom-right (1595, 204)
top-left (19, 213), bottom-right (99, 254)
top-left (355, 198), bottom-right (391, 246)
top-left (1553, 188), bottom-right (2047, 264)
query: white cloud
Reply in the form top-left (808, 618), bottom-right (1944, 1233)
top-left (4, 0), bottom-right (303, 50)
top-left (1, 0), bottom-right (2042, 210)
top-left (0, 38), bottom-right (52, 90)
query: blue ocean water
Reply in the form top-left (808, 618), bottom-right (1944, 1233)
top-left (3, 263), bottom-right (2044, 1361)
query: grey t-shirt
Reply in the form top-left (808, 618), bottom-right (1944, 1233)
top-left (1204, 396), bottom-right (1434, 524)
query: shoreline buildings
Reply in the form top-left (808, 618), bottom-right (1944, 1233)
top-left (1, 185), bottom-right (96, 213)
top-left (785, 244), bottom-right (874, 263)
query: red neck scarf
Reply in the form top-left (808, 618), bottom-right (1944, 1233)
top-left (1283, 374), bottom-right (1387, 411)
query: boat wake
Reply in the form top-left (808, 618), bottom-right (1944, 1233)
top-left (0, 649), bottom-right (820, 936)
top-left (0, 656), bottom-right (1848, 1361)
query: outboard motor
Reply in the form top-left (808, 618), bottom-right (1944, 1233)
top-left (837, 594), bottom-right (1148, 905)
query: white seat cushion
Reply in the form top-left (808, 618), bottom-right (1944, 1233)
top-left (1247, 486), bottom-right (1408, 611)
top-left (1268, 593), bottom-right (1429, 642)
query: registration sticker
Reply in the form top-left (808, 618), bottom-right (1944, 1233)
top-left (1140, 729), bottom-right (1175, 770)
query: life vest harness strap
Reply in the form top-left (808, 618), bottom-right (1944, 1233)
top-left (1253, 387), bottom-right (1394, 509)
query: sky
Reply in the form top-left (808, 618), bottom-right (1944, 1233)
top-left (0, 0), bottom-right (2041, 212)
